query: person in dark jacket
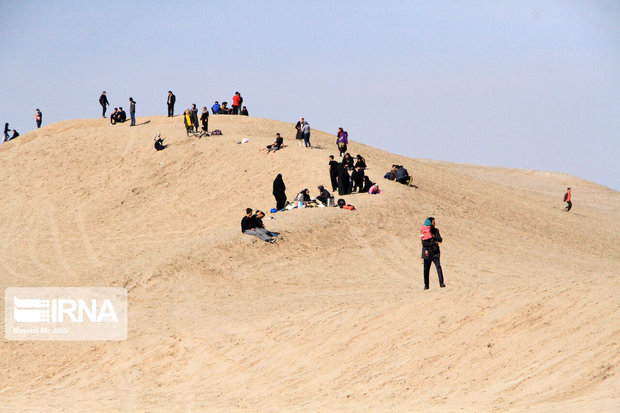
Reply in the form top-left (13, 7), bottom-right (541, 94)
top-left (200, 107), bottom-right (209, 132)
top-left (329, 155), bottom-right (339, 192)
top-left (35, 109), bottom-right (43, 128)
top-left (240, 106), bottom-right (249, 116)
top-left (421, 217), bottom-right (445, 290)
top-left (129, 97), bottom-right (136, 126)
top-left (4, 123), bottom-right (10, 141)
top-left (99, 91), bottom-right (109, 117)
top-left (354, 154), bottom-right (367, 170)
top-left (342, 153), bottom-right (354, 170)
top-left (273, 174), bottom-right (287, 210)
top-left (154, 133), bottom-right (167, 151)
top-left (361, 176), bottom-right (374, 193)
top-left (395, 165), bottom-right (411, 185)
top-left (241, 209), bottom-right (276, 242)
top-left (337, 162), bottom-right (351, 195)
top-left (167, 91), bottom-right (176, 117)
top-left (316, 185), bottom-right (332, 205)
top-left (117, 107), bottom-right (127, 122)
top-left (189, 104), bottom-right (198, 131)
top-left (351, 166), bottom-right (365, 192)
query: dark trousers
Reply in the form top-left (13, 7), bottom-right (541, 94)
top-left (423, 256), bottom-right (444, 288)
top-left (36, 120), bottom-right (42, 128)
top-left (303, 133), bottom-right (311, 147)
top-left (102, 105), bottom-right (107, 117)
top-left (330, 173), bottom-right (339, 192)
top-left (565, 201), bottom-right (572, 211)
top-left (168, 104), bottom-right (174, 117)
top-left (130, 112), bottom-right (136, 126)
top-left (232, 105), bottom-right (239, 115)
top-left (202, 120), bottom-right (208, 132)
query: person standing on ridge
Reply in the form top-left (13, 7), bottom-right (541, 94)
top-left (3, 123), bottom-right (10, 142)
top-left (329, 155), bottom-right (339, 192)
top-left (99, 91), bottom-right (109, 118)
top-left (35, 109), bottom-right (43, 128)
top-left (301, 117), bottom-right (311, 148)
top-left (129, 97), bottom-right (136, 126)
top-left (232, 92), bottom-right (241, 115)
top-left (200, 106), bottom-right (209, 132)
top-left (167, 91), bottom-right (176, 117)
top-left (420, 217), bottom-right (445, 290)
top-left (564, 188), bottom-right (572, 212)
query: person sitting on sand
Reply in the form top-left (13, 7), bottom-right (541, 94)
top-left (384, 164), bottom-right (397, 180)
top-left (6, 129), bottom-right (19, 141)
top-left (361, 176), bottom-right (375, 193)
top-left (354, 154), bottom-right (367, 170)
top-left (368, 183), bottom-right (381, 194)
top-left (220, 102), bottom-right (231, 114)
top-left (110, 108), bottom-right (118, 125)
top-left (154, 132), bottom-right (167, 151)
top-left (395, 165), bottom-right (413, 186)
top-left (296, 188), bottom-right (312, 206)
top-left (241, 209), bottom-right (277, 243)
top-left (351, 166), bottom-right (365, 193)
top-left (117, 107), bottom-right (127, 123)
top-left (261, 133), bottom-right (284, 154)
top-left (211, 101), bottom-right (220, 114)
top-left (316, 185), bottom-right (333, 205)
top-left (342, 153), bottom-right (354, 171)
top-left (240, 106), bottom-right (249, 116)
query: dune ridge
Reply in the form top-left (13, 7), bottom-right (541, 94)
top-left (0, 115), bottom-right (618, 411)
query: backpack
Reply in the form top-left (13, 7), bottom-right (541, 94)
top-left (211, 129), bottom-right (222, 135)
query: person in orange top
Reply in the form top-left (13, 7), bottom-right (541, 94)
top-left (564, 187), bottom-right (572, 211)
top-left (232, 92), bottom-right (241, 115)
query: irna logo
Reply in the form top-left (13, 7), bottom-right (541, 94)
top-left (13, 296), bottom-right (119, 323)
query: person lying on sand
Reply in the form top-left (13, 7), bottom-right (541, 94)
top-left (241, 209), bottom-right (278, 243)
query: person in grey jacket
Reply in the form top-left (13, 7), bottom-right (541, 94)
top-left (301, 117), bottom-right (311, 148)
top-left (129, 97), bottom-right (136, 126)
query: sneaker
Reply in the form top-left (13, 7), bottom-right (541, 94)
top-left (440, 284), bottom-right (446, 288)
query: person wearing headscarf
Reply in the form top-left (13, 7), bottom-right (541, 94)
top-left (316, 185), bottom-right (332, 205)
top-left (337, 127), bottom-right (348, 156)
top-left (273, 174), bottom-right (287, 210)
top-left (354, 154), bottom-right (366, 169)
top-left (200, 106), bottom-right (209, 132)
top-left (337, 162), bottom-right (351, 195)
top-left (361, 176), bottom-right (374, 193)
top-left (342, 153), bottom-right (354, 171)
top-left (420, 217), bottom-right (445, 290)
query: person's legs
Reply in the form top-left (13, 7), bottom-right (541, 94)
top-left (423, 259), bottom-right (431, 289)
top-left (330, 174), bottom-right (338, 192)
top-left (244, 229), bottom-right (271, 241)
top-left (566, 201), bottom-right (572, 211)
top-left (102, 105), bottom-right (106, 118)
top-left (304, 134), bottom-right (311, 147)
top-left (433, 256), bottom-right (445, 287)
top-left (130, 112), bottom-right (136, 126)
top-left (36, 121), bottom-right (42, 128)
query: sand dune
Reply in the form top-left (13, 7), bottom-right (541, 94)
top-left (0, 115), bottom-right (618, 411)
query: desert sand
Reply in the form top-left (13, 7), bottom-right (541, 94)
top-left (0, 115), bottom-right (618, 411)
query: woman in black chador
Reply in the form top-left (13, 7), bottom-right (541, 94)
top-left (337, 163), bottom-right (351, 195)
top-left (273, 174), bottom-right (287, 210)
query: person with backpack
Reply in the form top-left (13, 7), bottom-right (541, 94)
top-left (564, 188), bottom-right (572, 212)
top-left (420, 217), bottom-right (445, 290)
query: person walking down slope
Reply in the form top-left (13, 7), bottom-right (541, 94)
top-left (99, 91), bottom-right (109, 118)
top-left (273, 174), bottom-right (287, 211)
top-left (167, 91), bottom-right (176, 117)
top-left (564, 187), bottom-right (572, 212)
top-left (35, 109), bottom-right (43, 128)
top-left (420, 217), bottom-right (445, 290)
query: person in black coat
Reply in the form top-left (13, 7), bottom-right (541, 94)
top-left (421, 217), bottom-right (445, 290)
top-left (329, 155), bottom-right (339, 192)
top-left (99, 91), bottom-right (109, 117)
top-left (190, 104), bottom-right (199, 131)
top-left (3, 123), bottom-right (9, 142)
top-left (167, 91), bottom-right (176, 117)
top-left (200, 107), bottom-right (209, 132)
top-left (337, 163), bottom-right (351, 195)
top-left (351, 166), bottom-right (365, 192)
top-left (342, 153), bottom-right (354, 170)
top-left (273, 174), bottom-right (287, 210)
top-left (361, 176), bottom-right (374, 193)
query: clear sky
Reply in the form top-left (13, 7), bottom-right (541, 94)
top-left (1, 1), bottom-right (619, 190)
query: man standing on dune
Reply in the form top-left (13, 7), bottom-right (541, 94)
top-left (167, 91), bottom-right (176, 117)
top-left (129, 97), bottom-right (136, 126)
top-left (99, 91), bottom-right (109, 118)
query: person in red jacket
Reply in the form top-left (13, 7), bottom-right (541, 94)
top-left (232, 92), bottom-right (241, 115)
top-left (564, 187), bottom-right (572, 211)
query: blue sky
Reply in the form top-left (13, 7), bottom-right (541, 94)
top-left (1, 1), bottom-right (619, 189)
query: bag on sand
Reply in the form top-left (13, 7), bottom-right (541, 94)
top-left (211, 129), bottom-right (222, 135)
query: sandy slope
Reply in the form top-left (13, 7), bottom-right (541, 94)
top-left (0, 115), bottom-right (618, 412)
